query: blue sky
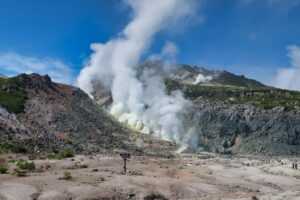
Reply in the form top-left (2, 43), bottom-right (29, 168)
top-left (0, 0), bottom-right (300, 87)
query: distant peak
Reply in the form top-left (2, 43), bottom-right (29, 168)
top-left (0, 73), bottom-right (8, 78)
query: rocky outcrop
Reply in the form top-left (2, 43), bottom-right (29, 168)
top-left (194, 99), bottom-right (300, 155)
top-left (0, 105), bottom-right (32, 142)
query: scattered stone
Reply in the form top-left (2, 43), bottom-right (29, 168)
top-left (90, 168), bottom-right (98, 172)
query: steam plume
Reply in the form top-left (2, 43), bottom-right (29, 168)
top-left (77, 0), bottom-right (198, 152)
top-left (194, 73), bottom-right (213, 84)
top-left (274, 45), bottom-right (300, 91)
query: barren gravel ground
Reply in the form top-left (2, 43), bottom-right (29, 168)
top-left (0, 152), bottom-right (300, 200)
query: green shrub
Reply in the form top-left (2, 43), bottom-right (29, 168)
top-left (63, 171), bottom-right (72, 180)
top-left (11, 159), bottom-right (35, 176)
top-left (65, 162), bottom-right (88, 170)
top-left (0, 143), bottom-right (27, 154)
top-left (47, 148), bottom-right (74, 160)
top-left (18, 160), bottom-right (35, 171)
top-left (12, 159), bottom-right (35, 170)
top-left (59, 149), bottom-right (74, 159)
top-left (0, 164), bottom-right (8, 174)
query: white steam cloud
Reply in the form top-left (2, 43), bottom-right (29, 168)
top-left (147, 41), bottom-right (179, 72)
top-left (274, 45), bottom-right (300, 91)
top-left (77, 0), bottom-right (198, 152)
top-left (194, 73), bottom-right (213, 84)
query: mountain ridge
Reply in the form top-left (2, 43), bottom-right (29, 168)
top-left (164, 63), bottom-right (266, 88)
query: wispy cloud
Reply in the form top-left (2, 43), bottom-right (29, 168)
top-left (0, 52), bottom-right (74, 84)
top-left (273, 45), bottom-right (300, 91)
top-left (239, 0), bottom-right (300, 14)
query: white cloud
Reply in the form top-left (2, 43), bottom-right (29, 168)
top-left (0, 52), bottom-right (74, 84)
top-left (274, 45), bottom-right (300, 91)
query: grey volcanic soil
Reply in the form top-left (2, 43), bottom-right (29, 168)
top-left (0, 153), bottom-right (300, 200)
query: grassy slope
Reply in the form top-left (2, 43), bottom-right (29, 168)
top-left (166, 79), bottom-right (300, 111)
top-left (0, 77), bottom-right (27, 113)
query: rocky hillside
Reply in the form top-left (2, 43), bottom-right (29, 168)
top-left (194, 99), bottom-right (300, 155)
top-left (93, 64), bottom-right (300, 156)
top-left (165, 65), bottom-right (300, 111)
top-left (0, 74), bottom-right (176, 156)
top-left (170, 65), bottom-right (300, 155)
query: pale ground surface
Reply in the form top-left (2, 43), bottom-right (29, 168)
top-left (0, 152), bottom-right (300, 200)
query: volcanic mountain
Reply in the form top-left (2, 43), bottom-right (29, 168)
top-left (1, 64), bottom-right (300, 156)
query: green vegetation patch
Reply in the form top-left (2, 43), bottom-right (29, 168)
top-left (166, 79), bottom-right (300, 111)
top-left (0, 90), bottom-right (27, 113)
top-left (10, 158), bottom-right (35, 176)
top-left (0, 159), bottom-right (8, 174)
top-left (60, 171), bottom-right (72, 180)
top-left (0, 143), bottom-right (28, 154)
top-left (67, 162), bottom-right (88, 170)
top-left (14, 159), bottom-right (35, 170)
top-left (0, 164), bottom-right (8, 174)
top-left (0, 77), bottom-right (27, 113)
top-left (0, 77), bottom-right (23, 85)
top-left (47, 148), bottom-right (74, 160)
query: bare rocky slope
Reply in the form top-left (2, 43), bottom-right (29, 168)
top-left (193, 99), bottom-right (300, 155)
top-left (93, 64), bottom-right (300, 156)
top-left (0, 73), bottom-right (175, 156)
